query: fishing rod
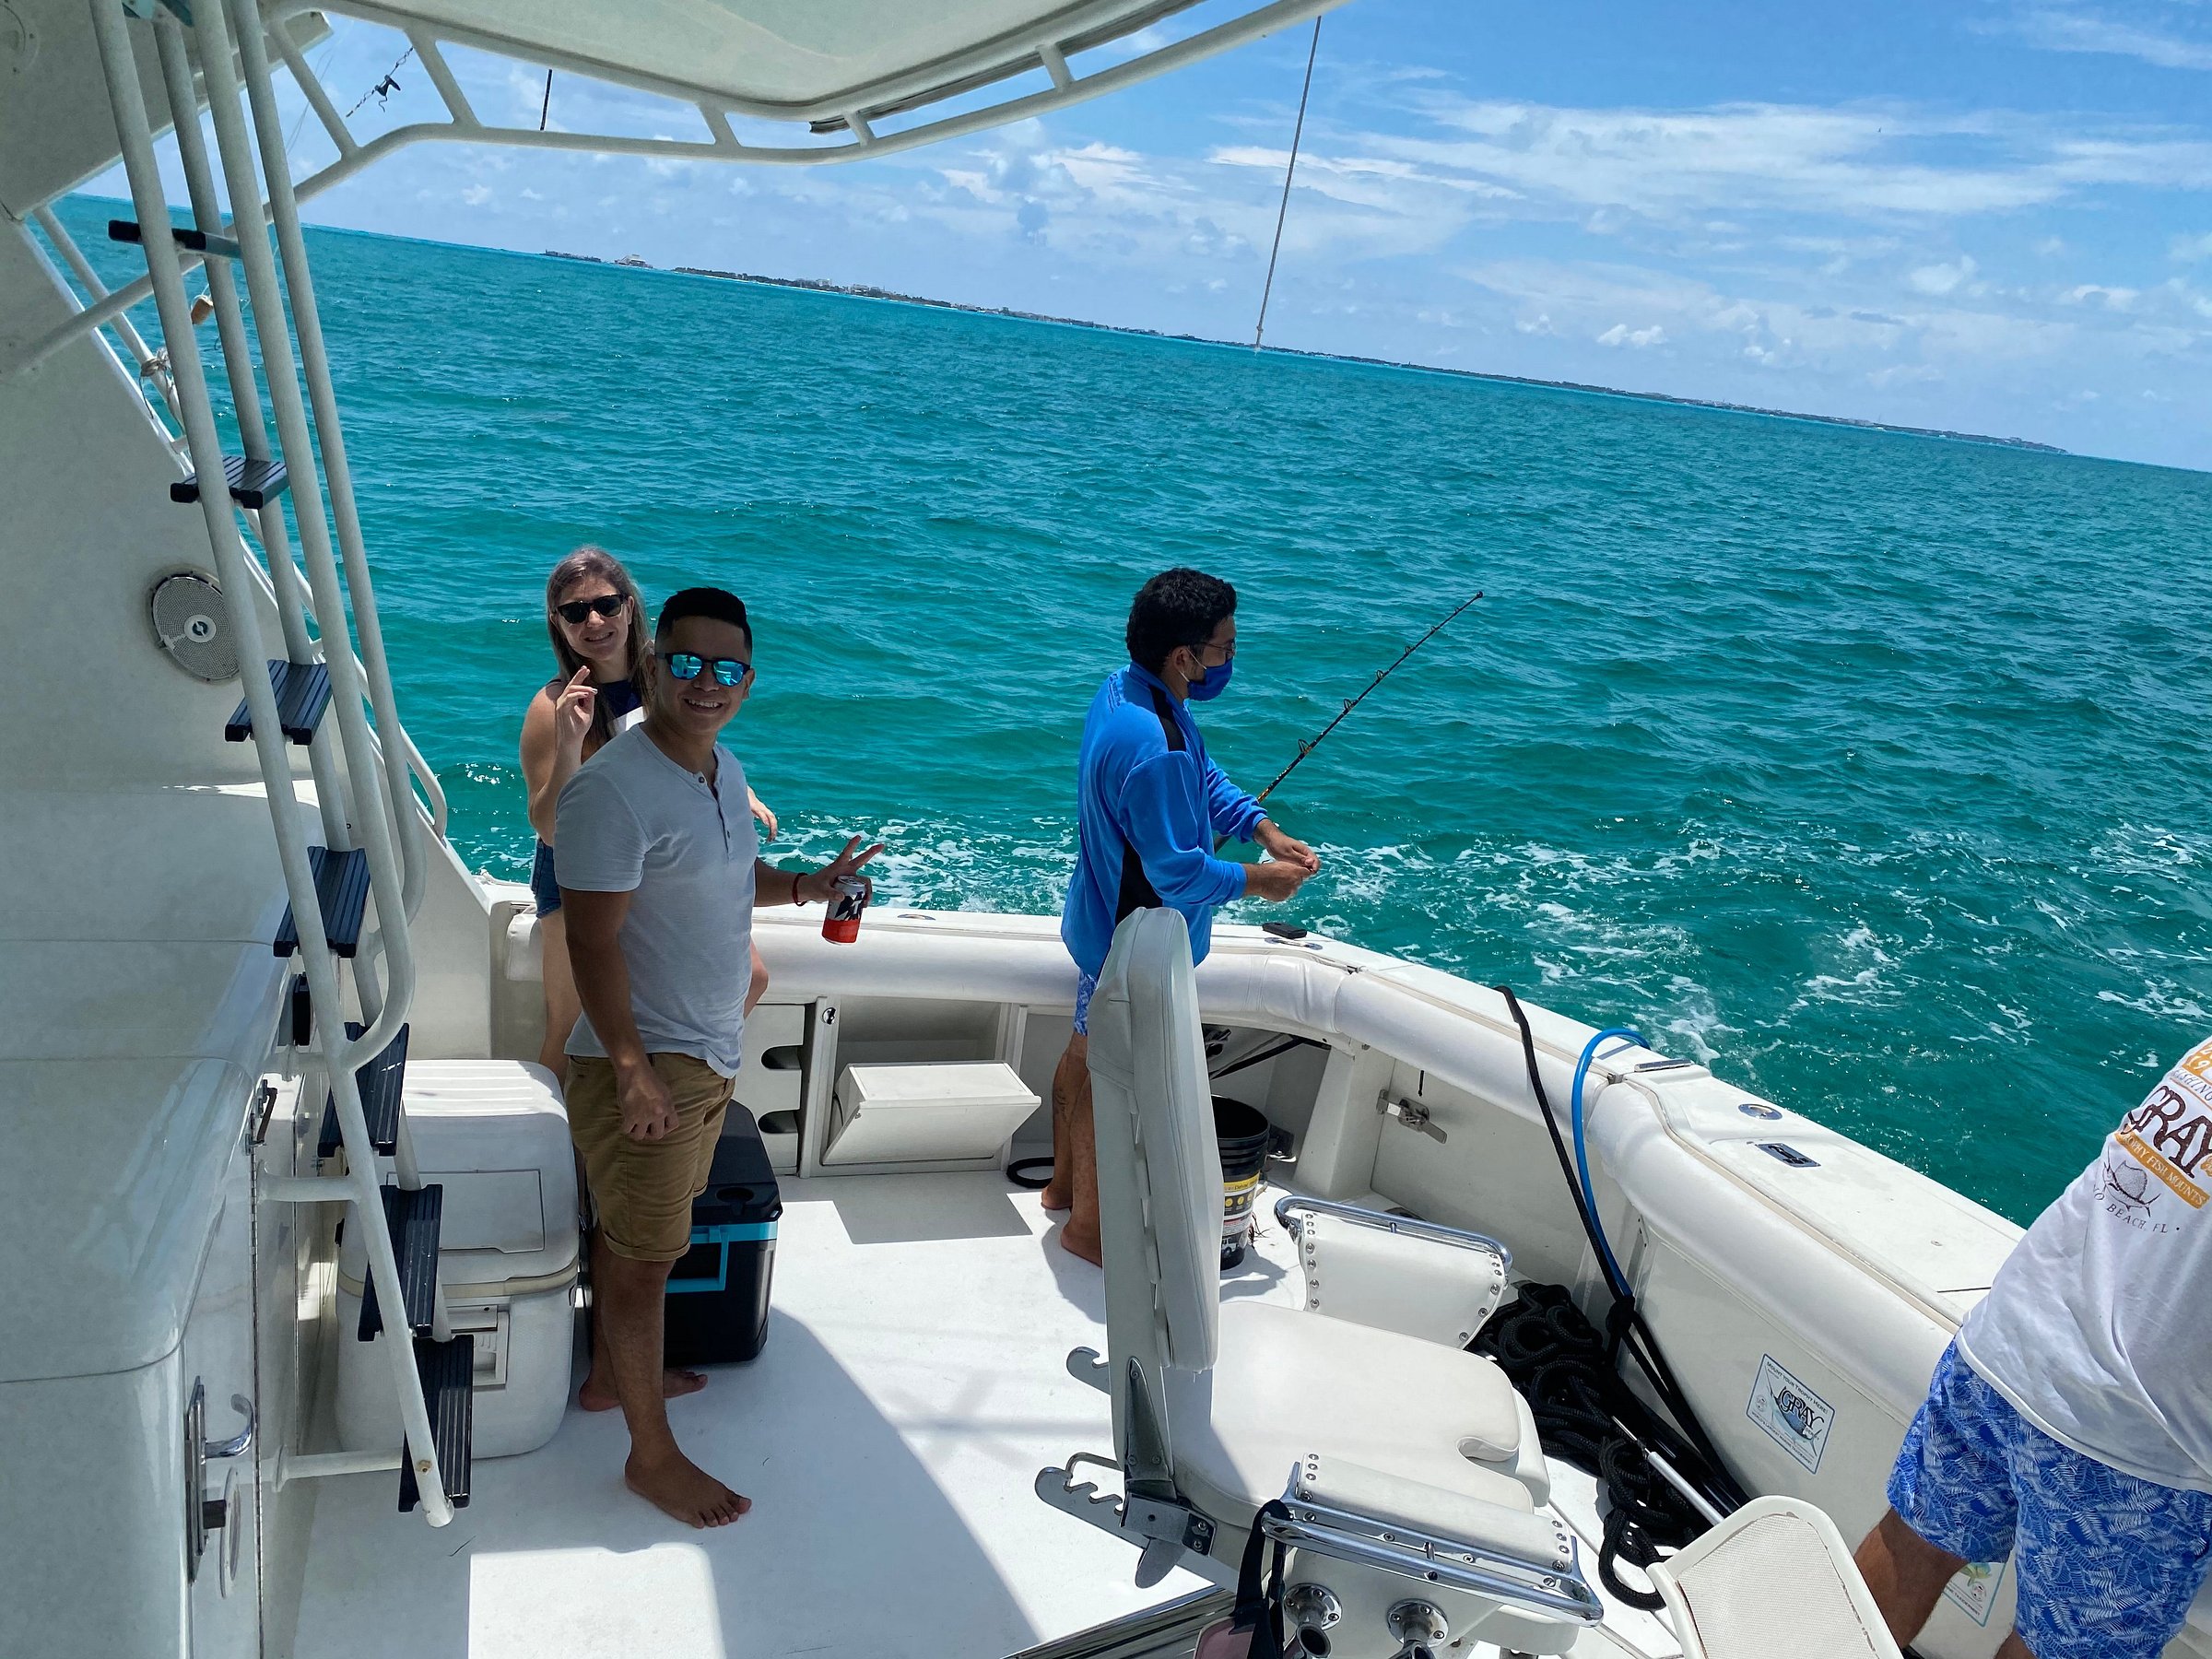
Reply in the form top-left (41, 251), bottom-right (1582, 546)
top-left (1252, 589), bottom-right (1485, 808)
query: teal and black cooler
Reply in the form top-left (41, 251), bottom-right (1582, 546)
top-left (664, 1118), bottom-right (782, 1364)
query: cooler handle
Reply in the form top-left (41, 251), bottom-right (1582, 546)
top-left (666, 1221), bottom-right (777, 1295)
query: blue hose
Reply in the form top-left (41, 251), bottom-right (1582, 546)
top-left (1572, 1026), bottom-right (1645, 1296)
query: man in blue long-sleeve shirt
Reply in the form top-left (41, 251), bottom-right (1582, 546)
top-left (1047, 567), bottom-right (1319, 1264)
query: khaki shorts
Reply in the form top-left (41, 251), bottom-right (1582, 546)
top-left (566, 1053), bottom-right (734, 1263)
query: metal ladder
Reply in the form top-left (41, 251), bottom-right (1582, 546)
top-left (89, 0), bottom-right (469, 1523)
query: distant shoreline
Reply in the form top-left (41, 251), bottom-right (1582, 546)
top-left (547, 248), bottom-right (2069, 457)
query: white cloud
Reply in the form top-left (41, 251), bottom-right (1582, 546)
top-left (2007, 7), bottom-right (2212, 70)
top-left (2173, 229), bottom-right (2212, 261)
top-left (461, 183), bottom-right (492, 206)
top-left (1910, 256), bottom-right (1977, 295)
top-left (1370, 101), bottom-right (2053, 218)
top-left (1597, 322), bottom-right (1668, 348)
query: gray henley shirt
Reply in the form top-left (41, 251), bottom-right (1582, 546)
top-left (555, 724), bottom-right (759, 1077)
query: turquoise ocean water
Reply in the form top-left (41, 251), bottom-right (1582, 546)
top-left (53, 200), bottom-right (2212, 1226)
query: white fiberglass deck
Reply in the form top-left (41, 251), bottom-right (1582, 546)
top-left (292, 1176), bottom-right (1680, 1659)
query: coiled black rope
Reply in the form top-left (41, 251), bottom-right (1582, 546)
top-left (1474, 1283), bottom-right (1711, 1607)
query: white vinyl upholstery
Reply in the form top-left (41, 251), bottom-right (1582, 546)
top-left (1088, 910), bottom-right (1542, 1529)
top-left (1171, 1298), bottom-right (1540, 1521)
top-left (1288, 1206), bottom-right (1509, 1347)
top-left (1650, 1496), bottom-right (1903, 1659)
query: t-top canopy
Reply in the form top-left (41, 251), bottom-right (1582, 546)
top-left (333, 0), bottom-right (1335, 132)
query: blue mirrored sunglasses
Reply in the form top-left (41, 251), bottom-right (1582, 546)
top-left (664, 651), bottom-right (749, 688)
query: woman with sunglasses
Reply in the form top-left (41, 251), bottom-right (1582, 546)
top-left (522, 547), bottom-right (777, 1080)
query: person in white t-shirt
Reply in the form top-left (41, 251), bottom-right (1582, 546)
top-left (1854, 1036), bottom-right (2212, 1659)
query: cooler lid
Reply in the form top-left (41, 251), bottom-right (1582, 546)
top-left (696, 1113), bottom-right (782, 1227)
top-left (339, 1061), bottom-right (580, 1288)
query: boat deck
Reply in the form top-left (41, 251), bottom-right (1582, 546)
top-left (290, 1175), bottom-right (1680, 1659)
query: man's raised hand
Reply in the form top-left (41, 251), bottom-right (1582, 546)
top-left (796, 834), bottom-right (884, 905)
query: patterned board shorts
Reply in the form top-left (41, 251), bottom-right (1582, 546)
top-left (1072, 971), bottom-right (1098, 1036)
top-left (1888, 1342), bottom-right (2212, 1659)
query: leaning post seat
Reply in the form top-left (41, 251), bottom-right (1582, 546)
top-left (1037, 909), bottom-right (1602, 1657)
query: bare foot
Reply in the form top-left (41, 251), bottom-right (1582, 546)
top-left (579, 1369), bottom-right (708, 1412)
top-left (1039, 1182), bottom-right (1071, 1213)
top-left (1059, 1222), bottom-right (1102, 1267)
top-left (625, 1448), bottom-right (751, 1528)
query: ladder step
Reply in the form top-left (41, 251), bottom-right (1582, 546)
top-left (399, 1335), bottom-right (475, 1513)
top-left (226, 659), bottom-right (331, 745)
top-left (316, 1021), bottom-right (409, 1159)
top-left (275, 845), bottom-right (370, 959)
top-left (287, 973), bottom-right (312, 1048)
top-left (357, 1182), bottom-right (442, 1341)
top-left (172, 453), bottom-right (289, 509)
top-left (109, 217), bottom-right (242, 260)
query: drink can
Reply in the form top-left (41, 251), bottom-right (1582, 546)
top-left (821, 875), bottom-right (867, 944)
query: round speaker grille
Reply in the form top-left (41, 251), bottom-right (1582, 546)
top-left (149, 571), bottom-right (240, 683)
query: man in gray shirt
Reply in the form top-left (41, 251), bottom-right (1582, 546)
top-left (558, 585), bottom-right (878, 1528)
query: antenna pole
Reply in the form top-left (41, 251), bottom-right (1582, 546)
top-left (1253, 17), bottom-right (1321, 351)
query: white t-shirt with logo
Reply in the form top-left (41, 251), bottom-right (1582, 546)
top-left (1957, 1036), bottom-right (2212, 1493)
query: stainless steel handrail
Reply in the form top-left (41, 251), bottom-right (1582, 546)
top-left (1261, 1494), bottom-right (1605, 1625)
top-left (1004, 1590), bottom-right (1233, 1659)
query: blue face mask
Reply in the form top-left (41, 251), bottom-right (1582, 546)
top-left (1185, 654), bottom-right (1233, 702)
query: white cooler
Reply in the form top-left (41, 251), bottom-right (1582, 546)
top-left (336, 1061), bottom-right (578, 1459)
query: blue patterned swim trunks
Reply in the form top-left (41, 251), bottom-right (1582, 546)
top-left (1888, 1342), bottom-right (2212, 1659)
top-left (1072, 971), bottom-right (1098, 1036)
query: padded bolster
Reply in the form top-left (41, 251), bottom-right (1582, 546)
top-left (1291, 1453), bottom-right (1576, 1572)
top-left (1296, 1210), bottom-right (1508, 1349)
top-left (504, 910), bottom-right (541, 981)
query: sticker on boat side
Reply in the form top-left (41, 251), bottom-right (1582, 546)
top-left (1747, 1355), bottom-right (1833, 1473)
top-left (1941, 1559), bottom-right (2007, 1627)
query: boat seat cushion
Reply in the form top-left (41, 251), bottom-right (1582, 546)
top-left (1651, 1495), bottom-right (1902, 1659)
top-left (1169, 1298), bottom-right (1540, 1524)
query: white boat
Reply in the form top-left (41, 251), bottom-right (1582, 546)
top-left (3, 3), bottom-right (2205, 1656)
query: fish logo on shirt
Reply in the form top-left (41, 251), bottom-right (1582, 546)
top-left (2100, 1157), bottom-right (2157, 1217)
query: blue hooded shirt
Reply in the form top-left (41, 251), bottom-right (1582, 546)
top-left (1061, 663), bottom-right (1266, 978)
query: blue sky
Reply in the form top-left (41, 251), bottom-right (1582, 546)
top-left (96, 0), bottom-right (2212, 469)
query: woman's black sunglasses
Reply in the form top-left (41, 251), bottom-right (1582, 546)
top-left (554, 594), bottom-right (629, 625)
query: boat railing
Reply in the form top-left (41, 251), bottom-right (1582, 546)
top-left (26, 204), bottom-right (189, 446)
top-left (89, 0), bottom-right (464, 1525)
